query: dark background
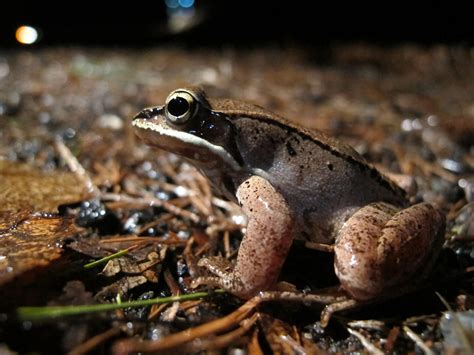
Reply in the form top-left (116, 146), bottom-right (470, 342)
top-left (0, 1), bottom-right (473, 47)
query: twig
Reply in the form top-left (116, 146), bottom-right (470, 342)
top-left (435, 291), bottom-right (473, 354)
top-left (113, 295), bottom-right (259, 354)
top-left (347, 319), bottom-right (385, 330)
top-left (56, 138), bottom-right (202, 226)
top-left (98, 235), bottom-right (184, 245)
top-left (224, 230), bottom-right (231, 258)
top-left (347, 328), bottom-right (383, 355)
top-left (101, 192), bottom-right (201, 223)
top-left (112, 289), bottom-right (354, 354)
top-left (68, 327), bottom-right (121, 355)
top-left (410, 155), bottom-right (459, 183)
top-left (403, 325), bottom-right (434, 355)
top-left (55, 138), bottom-right (100, 196)
top-left (384, 326), bottom-right (400, 353)
top-left (184, 313), bottom-right (259, 352)
top-left (278, 334), bottom-right (307, 354)
top-left (304, 241), bottom-right (335, 253)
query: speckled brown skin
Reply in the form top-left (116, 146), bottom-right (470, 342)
top-left (335, 202), bottom-right (445, 300)
top-left (132, 88), bottom-right (446, 301)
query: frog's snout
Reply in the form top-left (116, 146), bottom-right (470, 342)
top-left (133, 107), bottom-right (162, 120)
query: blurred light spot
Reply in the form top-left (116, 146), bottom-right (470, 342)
top-left (401, 118), bottom-right (423, 132)
top-left (15, 26), bottom-right (38, 45)
top-left (167, 7), bottom-right (197, 33)
top-left (231, 214), bottom-right (247, 226)
top-left (179, 0), bottom-right (194, 8)
top-left (165, 0), bottom-right (179, 9)
top-left (427, 115), bottom-right (439, 126)
top-left (411, 118), bottom-right (423, 130)
top-left (401, 119), bottom-right (413, 131)
top-left (458, 178), bottom-right (467, 189)
top-left (165, 0), bottom-right (199, 33)
top-left (199, 67), bottom-right (218, 84)
top-left (440, 158), bottom-right (463, 174)
top-left (98, 114), bottom-right (123, 130)
top-left (174, 186), bottom-right (189, 197)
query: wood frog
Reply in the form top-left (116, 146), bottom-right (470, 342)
top-left (132, 88), bottom-right (445, 311)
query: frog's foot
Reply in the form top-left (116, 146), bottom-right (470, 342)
top-left (255, 289), bottom-right (360, 327)
top-left (192, 260), bottom-right (298, 298)
top-left (323, 278), bottom-right (442, 327)
top-left (335, 202), bottom-right (445, 301)
top-left (191, 256), bottom-right (247, 297)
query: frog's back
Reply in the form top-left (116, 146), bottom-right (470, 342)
top-left (211, 98), bottom-right (407, 242)
top-left (209, 97), bottom-right (373, 167)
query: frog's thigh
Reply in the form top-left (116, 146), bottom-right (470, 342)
top-left (334, 202), bottom-right (444, 301)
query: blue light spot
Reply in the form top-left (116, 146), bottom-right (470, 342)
top-left (178, 0), bottom-right (194, 8)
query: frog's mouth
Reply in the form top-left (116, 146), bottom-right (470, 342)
top-left (132, 116), bottom-right (243, 171)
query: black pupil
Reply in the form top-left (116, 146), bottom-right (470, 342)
top-left (168, 97), bottom-right (190, 117)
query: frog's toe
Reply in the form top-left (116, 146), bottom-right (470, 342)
top-left (197, 256), bottom-right (233, 278)
top-left (194, 256), bottom-right (255, 298)
top-left (190, 276), bottom-right (222, 289)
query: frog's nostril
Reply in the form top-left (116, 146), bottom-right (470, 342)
top-left (134, 109), bottom-right (152, 119)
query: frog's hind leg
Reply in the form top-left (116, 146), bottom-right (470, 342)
top-left (334, 202), bottom-right (445, 301)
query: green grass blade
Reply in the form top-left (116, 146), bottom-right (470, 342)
top-left (83, 247), bottom-right (133, 269)
top-left (18, 290), bottom-right (224, 321)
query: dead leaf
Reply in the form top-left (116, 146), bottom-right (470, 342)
top-left (0, 211), bottom-right (80, 285)
top-left (0, 161), bottom-right (89, 285)
top-left (96, 275), bottom-right (149, 301)
top-left (102, 251), bottom-right (161, 283)
top-left (0, 160), bottom-right (90, 213)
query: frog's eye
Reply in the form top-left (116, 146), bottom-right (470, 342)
top-left (165, 91), bottom-right (197, 124)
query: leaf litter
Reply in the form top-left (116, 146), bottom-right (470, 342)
top-left (0, 45), bottom-right (473, 354)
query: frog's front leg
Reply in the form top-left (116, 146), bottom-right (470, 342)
top-left (335, 202), bottom-right (445, 301)
top-left (193, 175), bottom-right (294, 299)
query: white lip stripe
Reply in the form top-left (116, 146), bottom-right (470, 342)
top-left (132, 119), bottom-right (242, 171)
